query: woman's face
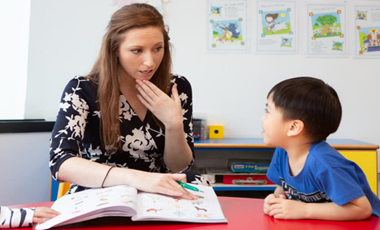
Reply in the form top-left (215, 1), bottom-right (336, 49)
top-left (118, 26), bottom-right (164, 82)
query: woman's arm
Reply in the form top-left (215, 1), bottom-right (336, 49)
top-left (163, 110), bottom-right (193, 172)
top-left (58, 157), bottom-right (196, 199)
top-left (136, 79), bottom-right (193, 172)
top-left (162, 81), bottom-right (193, 172)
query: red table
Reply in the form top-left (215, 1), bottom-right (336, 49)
top-left (9, 197), bottom-right (380, 229)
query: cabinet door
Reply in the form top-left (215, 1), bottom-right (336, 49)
top-left (339, 150), bottom-right (378, 195)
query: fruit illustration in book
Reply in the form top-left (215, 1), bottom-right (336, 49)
top-left (146, 208), bottom-right (162, 213)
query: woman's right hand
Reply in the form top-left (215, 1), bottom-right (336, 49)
top-left (125, 169), bottom-right (197, 200)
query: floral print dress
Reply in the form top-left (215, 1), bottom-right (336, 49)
top-left (49, 75), bottom-right (194, 194)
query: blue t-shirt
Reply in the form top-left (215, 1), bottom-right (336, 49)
top-left (267, 141), bottom-right (380, 217)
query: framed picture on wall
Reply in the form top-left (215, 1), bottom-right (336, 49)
top-left (255, 0), bottom-right (297, 54)
top-left (353, 1), bottom-right (380, 59)
top-left (206, 0), bottom-right (248, 53)
top-left (306, 2), bottom-right (348, 58)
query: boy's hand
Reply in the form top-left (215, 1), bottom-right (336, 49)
top-left (267, 198), bottom-right (306, 219)
top-left (263, 193), bottom-right (286, 214)
top-left (33, 207), bottom-right (60, 224)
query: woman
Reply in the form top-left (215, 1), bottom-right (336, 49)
top-left (49, 3), bottom-right (195, 199)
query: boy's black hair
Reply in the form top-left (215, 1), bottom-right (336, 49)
top-left (268, 76), bottom-right (342, 142)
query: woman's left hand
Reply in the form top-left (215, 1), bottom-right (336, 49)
top-left (136, 79), bottom-right (182, 128)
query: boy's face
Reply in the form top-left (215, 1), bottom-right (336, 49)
top-left (261, 93), bottom-right (291, 147)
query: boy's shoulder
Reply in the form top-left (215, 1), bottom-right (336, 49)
top-left (310, 141), bottom-right (336, 154)
top-left (274, 141), bottom-right (346, 169)
top-left (307, 141), bottom-right (351, 169)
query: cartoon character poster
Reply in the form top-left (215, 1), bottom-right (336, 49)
top-left (207, 0), bottom-right (248, 53)
top-left (306, 3), bottom-right (347, 57)
top-left (256, 1), bottom-right (297, 53)
top-left (211, 19), bottom-right (243, 45)
top-left (311, 12), bottom-right (342, 39)
top-left (354, 2), bottom-right (380, 58)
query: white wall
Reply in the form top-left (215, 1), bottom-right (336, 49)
top-left (0, 133), bottom-right (51, 205)
top-left (0, 0), bottom-right (30, 119)
top-left (24, 1), bottom-right (379, 162)
top-left (25, 0), bottom-right (115, 119)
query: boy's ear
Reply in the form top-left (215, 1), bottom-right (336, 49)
top-left (287, 119), bottom-right (304, 137)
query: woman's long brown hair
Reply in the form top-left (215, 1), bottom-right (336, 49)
top-left (86, 4), bottom-right (172, 154)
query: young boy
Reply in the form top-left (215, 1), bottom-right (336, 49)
top-left (0, 206), bottom-right (59, 228)
top-left (262, 77), bottom-right (380, 220)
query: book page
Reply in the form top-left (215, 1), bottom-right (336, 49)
top-left (36, 185), bottom-right (138, 230)
top-left (132, 184), bottom-right (227, 223)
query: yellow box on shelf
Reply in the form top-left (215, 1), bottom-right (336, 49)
top-left (209, 125), bottom-right (224, 139)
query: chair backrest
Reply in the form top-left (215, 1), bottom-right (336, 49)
top-left (57, 182), bottom-right (71, 199)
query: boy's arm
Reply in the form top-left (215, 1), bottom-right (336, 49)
top-left (273, 186), bottom-right (285, 195)
top-left (268, 195), bottom-right (372, 220)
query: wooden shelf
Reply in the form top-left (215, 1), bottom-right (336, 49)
top-left (211, 183), bottom-right (276, 191)
top-left (194, 138), bottom-right (379, 150)
top-left (193, 138), bottom-right (378, 195)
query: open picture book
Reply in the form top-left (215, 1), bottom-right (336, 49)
top-left (36, 184), bottom-right (227, 229)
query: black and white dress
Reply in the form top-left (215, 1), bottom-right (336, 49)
top-left (49, 75), bottom-right (194, 194)
top-left (0, 207), bottom-right (34, 228)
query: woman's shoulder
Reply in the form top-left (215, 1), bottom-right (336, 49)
top-left (64, 76), bottom-right (97, 91)
top-left (172, 74), bottom-right (191, 85)
top-left (171, 74), bottom-right (192, 91)
top-left (64, 76), bottom-right (87, 86)
top-left (67, 76), bottom-right (93, 85)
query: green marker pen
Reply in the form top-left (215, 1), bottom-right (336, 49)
top-left (177, 181), bottom-right (204, 193)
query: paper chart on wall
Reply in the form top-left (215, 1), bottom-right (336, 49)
top-left (206, 0), bottom-right (248, 53)
top-left (353, 1), bottom-right (380, 58)
top-left (256, 0), bottom-right (297, 54)
top-left (306, 3), bottom-right (347, 57)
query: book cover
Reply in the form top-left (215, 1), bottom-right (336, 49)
top-left (36, 184), bottom-right (227, 229)
top-left (229, 159), bottom-right (270, 173)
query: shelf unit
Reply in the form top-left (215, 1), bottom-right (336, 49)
top-left (194, 138), bottom-right (379, 195)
